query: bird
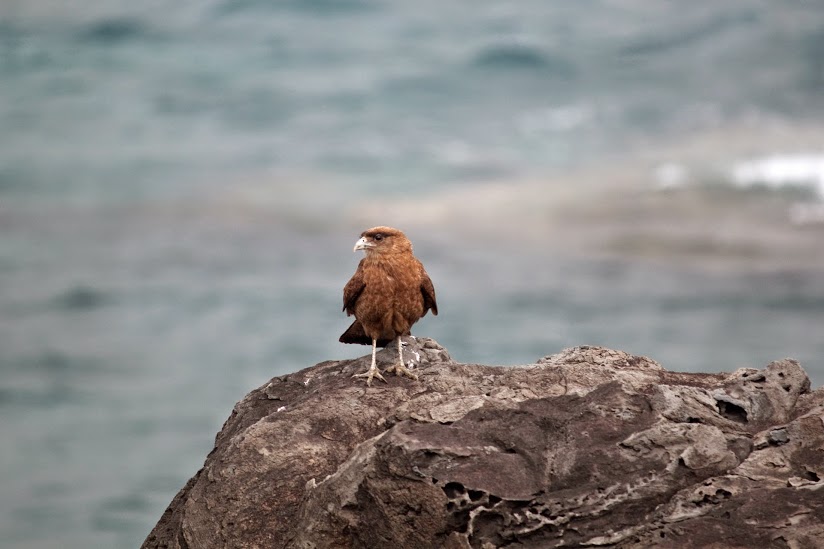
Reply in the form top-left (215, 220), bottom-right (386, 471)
top-left (340, 226), bottom-right (438, 386)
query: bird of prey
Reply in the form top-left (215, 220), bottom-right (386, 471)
top-left (340, 226), bottom-right (438, 386)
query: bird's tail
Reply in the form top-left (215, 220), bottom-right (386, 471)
top-left (339, 320), bottom-right (391, 347)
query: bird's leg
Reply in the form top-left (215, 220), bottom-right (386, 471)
top-left (353, 338), bottom-right (386, 386)
top-left (385, 337), bottom-right (418, 381)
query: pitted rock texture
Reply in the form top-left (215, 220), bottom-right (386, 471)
top-left (142, 340), bottom-right (824, 549)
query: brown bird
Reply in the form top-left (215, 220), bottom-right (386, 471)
top-left (340, 226), bottom-right (438, 386)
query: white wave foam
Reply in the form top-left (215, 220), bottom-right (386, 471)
top-left (730, 154), bottom-right (824, 198)
top-left (730, 153), bottom-right (824, 225)
top-left (653, 162), bottom-right (689, 190)
top-left (517, 104), bottom-right (593, 135)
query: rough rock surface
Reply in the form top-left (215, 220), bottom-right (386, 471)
top-left (142, 339), bottom-right (824, 549)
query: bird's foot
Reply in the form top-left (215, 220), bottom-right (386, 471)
top-left (385, 361), bottom-right (418, 381)
top-left (353, 365), bottom-right (387, 387)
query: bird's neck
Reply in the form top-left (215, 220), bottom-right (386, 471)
top-left (364, 252), bottom-right (406, 268)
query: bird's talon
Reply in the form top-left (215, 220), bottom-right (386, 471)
top-left (386, 363), bottom-right (418, 381)
top-left (353, 368), bottom-right (387, 386)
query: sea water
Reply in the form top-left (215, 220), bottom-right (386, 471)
top-left (2, 1), bottom-right (824, 547)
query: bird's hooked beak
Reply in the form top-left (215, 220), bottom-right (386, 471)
top-left (353, 236), bottom-right (374, 252)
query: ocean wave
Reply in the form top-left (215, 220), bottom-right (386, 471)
top-left (470, 44), bottom-right (575, 76)
top-left (619, 10), bottom-right (757, 56)
top-left (730, 154), bottom-right (824, 198)
top-left (52, 285), bottom-right (111, 311)
top-left (76, 17), bottom-right (150, 44)
top-left (214, 0), bottom-right (377, 16)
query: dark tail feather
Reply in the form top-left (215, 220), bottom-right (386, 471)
top-left (339, 320), bottom-right (391, 347)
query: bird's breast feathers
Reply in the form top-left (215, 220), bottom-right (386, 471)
top-left (356, 259), bottom-right (424, 310)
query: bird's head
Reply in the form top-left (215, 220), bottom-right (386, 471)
top-left (353, 226), bottom-right (413, 256)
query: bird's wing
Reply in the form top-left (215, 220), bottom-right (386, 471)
top-left (420, 265), bottom-right (438, 316)
top-left (342, 259), bottom-right (366, 315)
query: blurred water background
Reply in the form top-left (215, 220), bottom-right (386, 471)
top-left (2, 1), bottom-right (824, 547)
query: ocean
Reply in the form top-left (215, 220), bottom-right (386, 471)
top-left (2, 1), bottom-right (824, 547)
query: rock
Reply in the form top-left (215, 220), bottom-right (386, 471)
top-left (142, 340), bottom-right (824, 549)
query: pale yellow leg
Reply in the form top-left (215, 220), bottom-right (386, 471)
top-left (385, 337), bottom-right (418, 381)
top-left (353, 338), bottom-right (386, 386)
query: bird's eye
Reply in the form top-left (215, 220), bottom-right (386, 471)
top-left (374, 233), bottom-right (383, 241)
